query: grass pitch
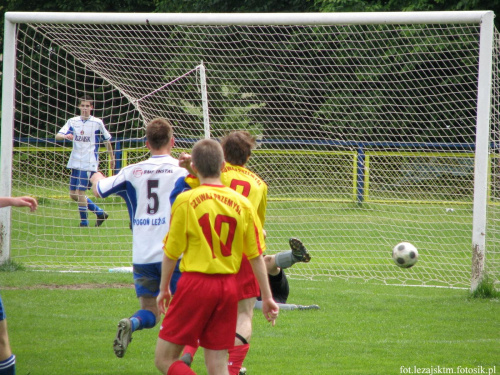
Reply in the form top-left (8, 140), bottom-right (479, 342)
top-left (0, 271), bottom-right (498, 375)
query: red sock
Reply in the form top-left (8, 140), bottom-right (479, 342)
top-left (182, 343), bottom-right (199, 359)
top-left (227, 344), bottom-right (250, 375)
top-left (167, 360), bottom-right (196, 375)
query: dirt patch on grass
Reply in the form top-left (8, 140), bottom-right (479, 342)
top-left (2, 283), bottom-right (134, 290)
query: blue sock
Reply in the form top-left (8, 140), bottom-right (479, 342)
top-left (78, 206), bottom-right (88, 225)
top-left (0, 354), bottom-right (16, 375)
top-left (131, 310), bottom-right (157, 332)
top-left (86, 197), bottom-right (103, 214)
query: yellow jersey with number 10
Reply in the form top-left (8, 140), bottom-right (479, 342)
top-left (163, 184), bottom-right (265, 274)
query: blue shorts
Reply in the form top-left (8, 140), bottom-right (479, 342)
top-left (69, 169), bottom-right (93, 191)
top-left (0, 293), bottom-right (6, 321)
top-left (133, 260), bottom-right (182, 298)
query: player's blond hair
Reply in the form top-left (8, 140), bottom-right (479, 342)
top-left (146, 118), bottom-right (173, 150)
top-left (192, 139), bottom-right (224, 178)
top-left (221, 130), bottom-right (256, 166)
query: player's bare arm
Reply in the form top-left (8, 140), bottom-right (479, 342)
top-left (55, 133), bottom-right (73, 141)
top-left (105, 140), bottom-right (116, 170)
top-left (156, 254), bottom-right (177, 315)
top-left (248, 255), bottom-right (279, 326)
top-left (0, 196), bottom-right (38, 212)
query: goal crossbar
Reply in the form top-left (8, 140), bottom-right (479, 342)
top-left (1, 11), bottom-right (499, 291)
top-left (5, 11), bottom-right (492, 26)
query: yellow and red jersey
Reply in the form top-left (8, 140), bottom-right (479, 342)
top-left (185, 162), bottom-right (268, 225)
top-left (163, 184), bottom-right (265, 274)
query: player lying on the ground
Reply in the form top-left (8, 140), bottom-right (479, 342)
top-left (262, 237), bottom-right (311, 304)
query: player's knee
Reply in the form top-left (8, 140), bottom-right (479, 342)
top-left (154, 356), bottom-right (167, 374)
top-left (237, 299), bottom-right (256, 316)
top-left (154, 352), bottom-right (175, 374)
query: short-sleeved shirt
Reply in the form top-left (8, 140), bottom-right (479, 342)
top-left (96, 155), bottom-right (188, 264)
top-left (164, 184), bottom-right (266, 274)
top-left (186, 162), bottom-right (268, 225)
top-left (58, 116), bottom-right (112, 172)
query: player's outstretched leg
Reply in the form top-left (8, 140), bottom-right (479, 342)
top-left (113, 318), bottom-right (132, 358)
top-left (289, 238), bottom-right (311, 263)
top-left (273, 238), bottom-right (311, 270)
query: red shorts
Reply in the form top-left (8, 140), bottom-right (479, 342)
top-left (158, 272), bottom-right (238, 350)
top-left (236, 255), bottom-right (260, 300)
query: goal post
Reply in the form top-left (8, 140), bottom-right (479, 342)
top-left (471, 11), bottom-right (495, 292)
top-left (0, 16), bottom-right (17, 264)
top-left (1, 11), bottom-right (499, 290)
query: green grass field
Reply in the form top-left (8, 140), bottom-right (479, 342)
top-left (3, 188), bottom-right (499, 374)
top-left (0, 270), bottom-right (498, 375)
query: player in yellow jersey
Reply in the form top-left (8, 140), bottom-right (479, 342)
top-left (154, 138), bottom-right (279, 375)
top-left (180, 131), bottom-right (310, 375)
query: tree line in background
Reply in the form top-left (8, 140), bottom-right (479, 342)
top-left (2, 0), bottom-right (500, 57)
top-left (1, 0), bottom-right (500, 146)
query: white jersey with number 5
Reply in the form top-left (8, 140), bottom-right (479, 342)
top-left (96, 155), bottom-right (188, 264)
top-left (58, 116), bottom-right (112, 172)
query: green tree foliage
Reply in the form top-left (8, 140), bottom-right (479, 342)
top-left (314, 0), bottom-right (500, 18)
top-left (2, 0), bottom-right (499, 144)
top-left (1, 0), bottom-right (155, 56)
top-left (155, 0), bottom-right (316, 13)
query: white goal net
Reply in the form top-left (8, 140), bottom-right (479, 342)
top-left (1, 12), bottom-right (499, 289)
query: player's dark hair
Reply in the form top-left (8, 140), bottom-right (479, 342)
top-left (192, 139), bottom-right (224, 178)
top-left (221, 130), bottom-right (256, 166)
top-left (146, 118), bottom-right (173, 150)
top-left (78, 94), bottom-right (94, 106)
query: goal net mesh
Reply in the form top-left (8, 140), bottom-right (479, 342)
top-left (5, 17), bottom-right (500, 287)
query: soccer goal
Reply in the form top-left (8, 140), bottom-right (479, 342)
top-left (1, 12), bottom-right (499, 291)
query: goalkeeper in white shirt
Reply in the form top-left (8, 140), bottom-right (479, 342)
top-left (56, 95), bottom-right (115, 227)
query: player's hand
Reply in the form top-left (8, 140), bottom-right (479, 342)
top-left (10, 196), bottom-right (38, 212)
top-left (156, 289), bottom-right (172, 315)
top-left (178, 152), bottom-right (192, 170)
top-left (261, 297), bottom-right (279, 326)
top-left (65, 134), bottom-right (74, 141)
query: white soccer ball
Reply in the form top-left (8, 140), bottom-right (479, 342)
top-left (392, 242), bottom-right (418, 268)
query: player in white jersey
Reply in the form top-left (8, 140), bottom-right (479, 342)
top-left (56, 95), bottom-right (115, 227)
top-left (90, 118), bottom-right (188, 358)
